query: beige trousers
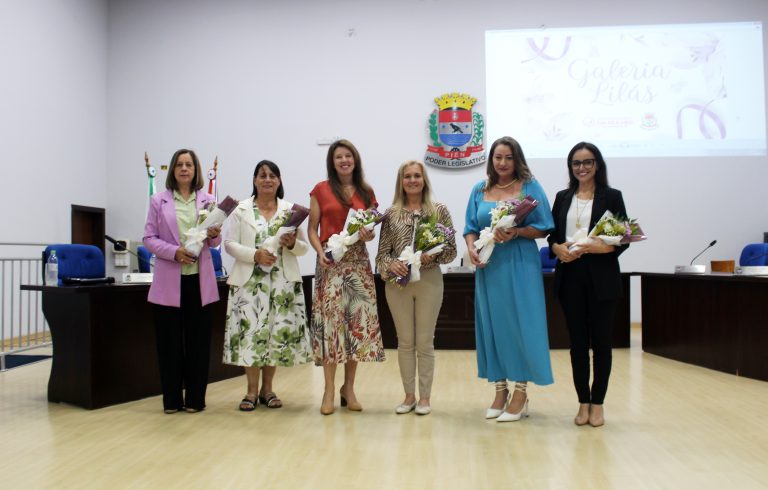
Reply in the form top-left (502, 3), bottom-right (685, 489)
top-left (384, 267), bottom-right (444, 398)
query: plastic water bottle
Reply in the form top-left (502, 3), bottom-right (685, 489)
top-left (45, 250), bottom-right (59, 286)
top-left (150, 253), bottom-right (156, 272)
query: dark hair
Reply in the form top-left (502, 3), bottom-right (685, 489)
top-left (484, 136), bottom-right (533, 191)
top-left (326, 139), bottom-right (374, 208)
top-left (251, 160), bottom-right (284, 199)
top-left (566, 142), bottom-right (609, 190)
top-left (165, 149), bottom-right (204, 191)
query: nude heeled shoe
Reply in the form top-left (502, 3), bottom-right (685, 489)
top-left (340, 386), bottom-right (362, 411)
top-left (320, 392), bottom-right (335, 415)
top-left (588, 404), bottom-right (605, 427)
top-left (574, 404), bottom-right (590, 426)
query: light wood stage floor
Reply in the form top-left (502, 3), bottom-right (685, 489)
top-left (1, 327), bottom-right (767, 489)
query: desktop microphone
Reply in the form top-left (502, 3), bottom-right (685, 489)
top-left (690, 240), bottom-right (717, 266)
top-left (105, 234), bottom-right (150, 266)
top-left (675, 239), bottom-right (717, 274)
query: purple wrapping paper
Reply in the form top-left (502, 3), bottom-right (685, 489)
top-left (511, 195), bottom-right (538, 226)
top-left (285, 203), bottom-right (310, 228)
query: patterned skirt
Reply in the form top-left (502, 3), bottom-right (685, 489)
top-left (311, 241), bottom-right (385, 365)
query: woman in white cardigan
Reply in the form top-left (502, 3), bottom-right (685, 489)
top-left (223, 160), bottom-right (312, 411)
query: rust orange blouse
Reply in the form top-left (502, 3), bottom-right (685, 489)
top-left (310, 181), bottom-right (378, 243)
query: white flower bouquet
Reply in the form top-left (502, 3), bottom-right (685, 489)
top-left (569, 210), bottom-right (646, 252)
top-left (474, 195), bottom-right (538, 264)
top-left (260, 203), bottom-right (310, 271)
top-left (391, 214), bottom-right (455, 288)
top-left (324, 208), bottom-right (384, 263)
top-left (183, 195), bottom-right (238, 256)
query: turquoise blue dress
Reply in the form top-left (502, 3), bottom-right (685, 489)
top-left (464, 179), bottom-right (555, 385)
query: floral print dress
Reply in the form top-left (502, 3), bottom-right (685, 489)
top-left (311, 241), bottom-right (385, 365)
top-left (223, 208), bottom-right (312, 367)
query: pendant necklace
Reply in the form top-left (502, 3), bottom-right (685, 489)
top-left (575, 194), bottom-right (593, 229)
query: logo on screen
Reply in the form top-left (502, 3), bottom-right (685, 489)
top-left (425, 93), bottom-right (486, 169)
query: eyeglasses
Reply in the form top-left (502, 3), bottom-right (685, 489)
top-left (570, 159), bottom-right (596, 169)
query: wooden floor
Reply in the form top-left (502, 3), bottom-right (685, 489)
top-left (1, 328), bottom-right (767, 489)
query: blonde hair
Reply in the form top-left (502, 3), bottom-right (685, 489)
top-left (391, 160), bottom-right (435, 216)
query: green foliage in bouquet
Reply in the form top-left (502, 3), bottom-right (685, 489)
top-left (593, 215), bottom-right (639, 237)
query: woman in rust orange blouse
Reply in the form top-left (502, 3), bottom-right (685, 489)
top-left (308, 139), bottom-right (385, 415)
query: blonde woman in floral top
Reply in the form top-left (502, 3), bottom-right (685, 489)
top-left (376, 160), bottom-right (457, 415)
top-left (223, 160), bottom-right (311, 411)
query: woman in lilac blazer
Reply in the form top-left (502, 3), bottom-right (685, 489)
top-left (143, 148), bottom-right (222, 414)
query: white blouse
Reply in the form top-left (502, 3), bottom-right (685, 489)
top-left (565, 194), bottom-right (593, 242)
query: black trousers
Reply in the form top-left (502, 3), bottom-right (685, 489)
top-left (153, 274), bottom-right (212, 411)
top-left (558, 260), bottom-right (617, 405)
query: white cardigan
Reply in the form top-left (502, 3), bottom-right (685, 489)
top-left (224, 197), bottom-right (308, 286)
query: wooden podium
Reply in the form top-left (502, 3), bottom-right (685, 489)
top-left (303, 272), bottom-right (631, 351)
top-left (22, 281), bottom-right (242, 409)
top-left (641, 272), bottom-right (768, 381)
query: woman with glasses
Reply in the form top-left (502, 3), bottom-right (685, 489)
top-left (548, 142), bottom-right (629, 427)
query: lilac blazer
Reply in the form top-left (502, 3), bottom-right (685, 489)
top-left (143, 189), bottom-right (222, 307)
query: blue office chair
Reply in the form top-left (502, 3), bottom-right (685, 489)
top-left (540, 246), bottom-right (557, 273)
top-left (136, 246), bottom-right (222, 276)
top-left (739, 243), bottom-right (768, 266)
top-left (210, 248), bottom-right (224, 278)
top-left (136, 245), bottom-right (152, 273)
top-left (43, 244), bottom-right (105, 286)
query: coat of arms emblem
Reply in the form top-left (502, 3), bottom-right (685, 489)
top-left (425, 93), bottom-right (485, 168)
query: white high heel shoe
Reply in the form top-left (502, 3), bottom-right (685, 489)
top-left (485, 381), bottom-right (509, 419)
top-left (497, 382), bottom-right (529, 423)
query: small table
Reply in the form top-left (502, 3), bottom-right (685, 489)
top-left (21, 281), bottom-right (242, 409)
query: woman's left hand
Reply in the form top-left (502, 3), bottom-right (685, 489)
top-left (280, 232), bottom-right (297, 249)
top-left (420, 253), bottom-right (435, 265)
top-left (579, 237), bottom-right (614, 254)
top-left (358, 227), bottom-right (375, 242)
top-left (494, 226), bottom-right (518, 243)
top-left (206, 225), bottom-right (221, 239)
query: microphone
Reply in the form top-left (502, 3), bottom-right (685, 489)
top-left (690, 240), bottom-right (717, 265)
top-left (105, 235), bottom-right (150, 267)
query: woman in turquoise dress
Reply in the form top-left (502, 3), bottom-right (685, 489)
top-left (464, 136), bottom-right (554, 423)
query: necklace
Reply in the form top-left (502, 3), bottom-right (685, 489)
top-left (575, 194), bottom-right (593, 229)
top-left (495, 178), bottom-right (518, 189)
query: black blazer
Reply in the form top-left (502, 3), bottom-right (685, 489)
top-left (548, 186), bottom-right (628, 301)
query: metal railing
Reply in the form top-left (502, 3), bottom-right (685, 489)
top-left (0, 242), bottom-right (51, 371)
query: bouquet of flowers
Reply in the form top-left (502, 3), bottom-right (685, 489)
top-left (473, 195), bottom-right (538, 264)
top-left (183, 195), bottom-right (238, 256)
top-left (260, 203), bottom-right (311, 271)
top-left (391, 214), bottom-right (456, 288)
top-left (569, 210), bottom-right (646, 252)
top-left (324, 208), bottom-right (384, 263)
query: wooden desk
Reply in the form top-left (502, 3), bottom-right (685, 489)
top-left (304, 273), bottom-right (631, 350)
top-left (22, 282), bottom-right (242, 409)
top-left (641, 273), bottom-right (768, 381)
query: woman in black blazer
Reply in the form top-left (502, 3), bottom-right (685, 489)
top-left (548, 142), bottom-right (629, 427)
